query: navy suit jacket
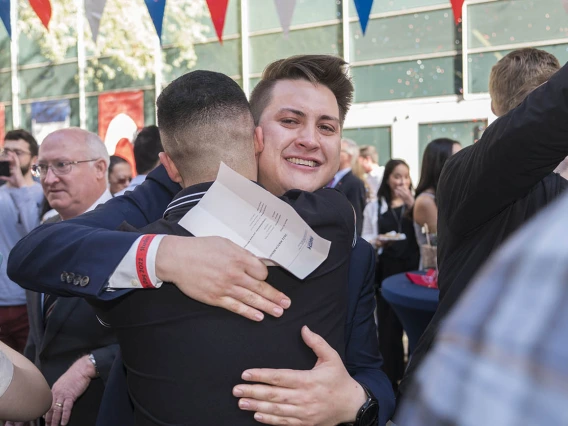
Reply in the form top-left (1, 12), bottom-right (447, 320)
top-left (8, 166), bottom-right (395, 425)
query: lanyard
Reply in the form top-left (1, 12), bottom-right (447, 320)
top-left (390, 205), bottom-right (405, 233)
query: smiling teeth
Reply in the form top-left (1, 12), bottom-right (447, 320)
top-left (287, 158), bottom-right (317, 167)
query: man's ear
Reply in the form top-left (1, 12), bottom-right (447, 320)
top-left (254, 126), bottom-right (264, 157)
top-left (94, 158), bottom-right (107, 179)
top-left (159, 152), bottom-right (183, 184)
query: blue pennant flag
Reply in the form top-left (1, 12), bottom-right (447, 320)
top-left (144, 0), bottom-right (166, 41)
top-left (0, 0), bottom-right (10, 38)
top-left (353, 0), bottom-right (374, 34)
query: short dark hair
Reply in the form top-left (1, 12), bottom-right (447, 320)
top-left (157, 70), bottom-right (255, 182)
top-left (109, 155), bottom-right (129, 175)
top-left (133, 126), bottom-right (163, 175)
top-left (5, 129), bottom-right (39, 156)
top-left (250, 55), bottom-right (353, 126)
top-left (377, 159), bottom-right (413, 206)
top-left (489, 48), bottom-right (560, 116)
top-left (415, 138), bottom-right (460, 198)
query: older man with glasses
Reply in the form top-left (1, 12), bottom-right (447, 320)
top-left (0, 130), bottom-right (43, 354)
top-left (17, 128), bottom-right (119, 426)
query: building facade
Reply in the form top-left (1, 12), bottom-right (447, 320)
top-left (1, 0), bottom-right (567, 181)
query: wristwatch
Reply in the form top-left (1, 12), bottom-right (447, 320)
top-left (341, 384), bottom-right (379, 426)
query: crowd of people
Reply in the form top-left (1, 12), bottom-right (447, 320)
top-left (0, 47), bottom-right (566, 426)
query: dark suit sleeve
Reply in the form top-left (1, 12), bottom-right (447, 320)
top-left (91, 343), bottom-right (120, 385)
top-left (8, 166), bottom-right (181, 300)
top-left (441, 62), bottom-right (568, 236)
top-left (345, 239), bottom-right (395, 426)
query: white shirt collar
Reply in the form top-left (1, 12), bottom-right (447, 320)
top-left (85, 189), bottom-right (113, 213)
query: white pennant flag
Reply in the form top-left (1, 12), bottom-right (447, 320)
top-left (85, 0), bottom-right (107, 42)
top-left (273, 0), bottom-right (296, 38)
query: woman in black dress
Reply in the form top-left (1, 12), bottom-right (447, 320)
top-left (362, 159), bottom-right (419, 390)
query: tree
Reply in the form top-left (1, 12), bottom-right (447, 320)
top-left (19, 0), bottom-right (210, 90)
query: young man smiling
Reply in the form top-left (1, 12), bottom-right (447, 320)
top-left (10, 55), bottom-right (394, 426)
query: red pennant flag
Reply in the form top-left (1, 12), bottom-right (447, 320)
top-left (450, 0), bottom-right (465, 24)
top-left (206, 0), bottom-right (229, 44)
top-left (29, 0), bottom-right (52, 29)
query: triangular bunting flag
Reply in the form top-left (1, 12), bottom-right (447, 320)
top-left (144, 0), bottom-right (166, 41)
top-left (29, 0), bottom-right (51, 29)
top-left (0, 0), bottom-right (10, 37)
top-left (85, 0), bottom-right (108, 42)
top-left (353, 0), bottom-right (374, 34)
top-left (206, 0), bottom-right (229, 44)
top-left (274, 0), bottom-right (296, 38)
top-left (450, 0), bottom-right (465, 24)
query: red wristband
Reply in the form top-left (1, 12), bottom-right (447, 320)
top-left (136, 234), bottom-right (157, 288)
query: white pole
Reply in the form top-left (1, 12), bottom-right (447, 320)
top-left (240, 0), bottom-right (250, 96)
top-left (10, 0), bottom-right (20, 128)
top-left (342, 0), bottom-right (350, 63)
top-left (154, 34), bottom-right (162, 122)
top-left (77, 0), bottom-right (87, 129)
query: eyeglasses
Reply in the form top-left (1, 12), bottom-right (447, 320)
top-left (32, 159), bottom-right (100, 178)
top-left (1, 148), bottom-right (32, 157)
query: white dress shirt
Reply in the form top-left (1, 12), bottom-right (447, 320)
top-left (365, 164), bottom-right (384, 202)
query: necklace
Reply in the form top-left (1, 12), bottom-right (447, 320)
top-left (390, 205), bottom-right (405, 233)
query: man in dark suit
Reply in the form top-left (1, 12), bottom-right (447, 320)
top-left (331, 138), bottom-right (367, 236)
top-left (17, 128), bottom-right (118, 426)
top-left (9, 56), bottom-right (395, 425)
top-left (399, 49), bottom-right (568, 399)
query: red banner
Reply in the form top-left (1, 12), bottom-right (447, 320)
top-left (98, 91), bottom-right (144, 155)
top-left (206, 0), bottom-right (229, 43)
top-left (0, 104), bottom-right (5, 144)
top-left (29, 0), bottom-right (52, 29)
top-left (450, 0), bottom-right (465, 24)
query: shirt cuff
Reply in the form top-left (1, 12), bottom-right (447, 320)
top-left (107, 235), bottom-right (166, 289)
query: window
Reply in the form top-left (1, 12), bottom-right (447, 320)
top-left (249, 0), bottom-right (339, 32)
top-left (342, 127), bottom-right (392, 166)
top-left (19, 63), bottom-right (79, 99)
top-left (249, 25), bottom-right (342, 75)
top-left (418, 120), bottom-right (487, 166)
top-left (351, 56), bottom-right (457, 102)
top-left (349, 0), bottom-right (448, 16)
top-left (350, 9), bottom-right (458, 63)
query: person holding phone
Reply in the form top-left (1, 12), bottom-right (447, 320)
top-left (0, 130), bottom-right (44, 354)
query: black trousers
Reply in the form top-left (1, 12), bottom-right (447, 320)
top-left (375, 255), bottom-right (419, 390)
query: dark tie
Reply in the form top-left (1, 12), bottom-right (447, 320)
top-left (43, 293), bottom-right (58, 322)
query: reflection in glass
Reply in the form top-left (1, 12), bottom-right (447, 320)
top-left (348, 0), bottom-right (448, 16)
top-left (467, 44), bottom-right (568, 93)
top-left (350, 9), bottom-right (457, 62)
top-left (351, 56), bottom-right (457, 102)
top-left (249, 25), bottom-right (341, 74)
top-left (467, 0), bottom-right (568, 50)
top-left (0, 72), bottom-right (11, 102)
top-left (164, 39), bottom-right (241, 84)
top-left (19, 64), bottom-right (79, 99)
top-left (418, 120), bottom-right (487, 167)
top-left (249, 0), bottom-right (339, 32)
top-left (342, 127), bottom-right (392, 166)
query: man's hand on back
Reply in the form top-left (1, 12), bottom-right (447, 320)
top-left (155, 236), bottom-right (291, 322)
top-left (233, 326), bottom-right (367, 425)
